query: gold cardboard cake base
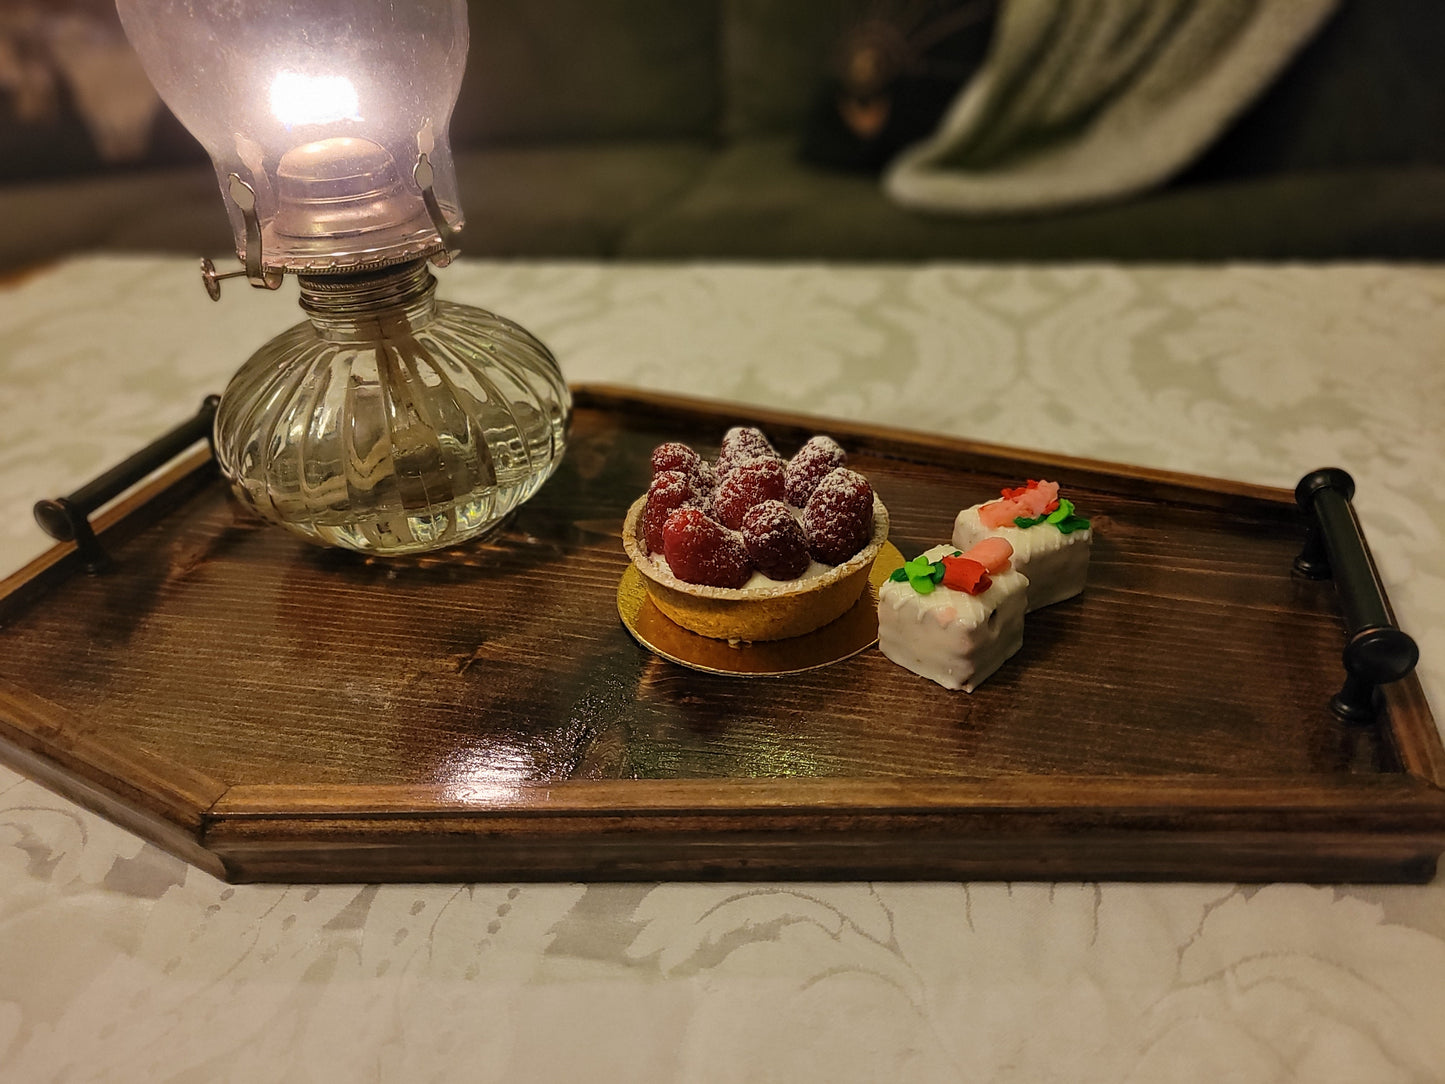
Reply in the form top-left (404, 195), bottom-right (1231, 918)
top-left (617, 543), bottom-right (905, 676)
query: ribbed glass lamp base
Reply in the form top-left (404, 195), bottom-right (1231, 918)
top-left (213, 260), bottom-right (570, 555)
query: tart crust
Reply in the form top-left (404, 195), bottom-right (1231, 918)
top-left (622, 494), bottom-right (889, 642)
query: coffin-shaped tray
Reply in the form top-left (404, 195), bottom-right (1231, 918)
top-left (2, 385), bottom-right (1443, 883)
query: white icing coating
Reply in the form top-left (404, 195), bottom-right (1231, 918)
top-left (877, 544), bottom-right (1028, 692)
top-left (951, 504), bottom-right (1092, 611)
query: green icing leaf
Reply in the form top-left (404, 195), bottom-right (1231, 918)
top-left (902, 555), bottom-right (933, 578)
top-left (889, 567), bottom-right (909, 582)
top-left (1014, 497), bottom-right (1091, 535)
top-left (896, 554), bottom-right (949, 594)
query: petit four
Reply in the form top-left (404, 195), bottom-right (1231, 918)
top-left (877, 538), bottom-right (1027, 691)
top-left (952, 479), bottom-right (1091, 610)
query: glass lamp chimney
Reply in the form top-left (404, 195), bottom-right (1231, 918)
top-left (115, 0), bottom-right (467, 272)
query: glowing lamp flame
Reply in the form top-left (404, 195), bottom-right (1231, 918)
top-left (269, 71), bottom-right (362, 128)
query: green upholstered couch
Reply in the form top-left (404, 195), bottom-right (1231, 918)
top-left (2, 0), bottom-right (1442, 272)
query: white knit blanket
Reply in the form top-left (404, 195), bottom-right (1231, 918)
top-left (885, 0), bottom-right (1338, 214)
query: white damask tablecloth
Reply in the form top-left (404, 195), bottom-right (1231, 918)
top-left (1, 257), bottom-right (1443, 1083)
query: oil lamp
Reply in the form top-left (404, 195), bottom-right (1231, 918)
top-left (114, 0), bottom-right (570, 554)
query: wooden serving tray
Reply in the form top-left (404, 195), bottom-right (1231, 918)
top-left (2, 386), bottom-right (1443, 884)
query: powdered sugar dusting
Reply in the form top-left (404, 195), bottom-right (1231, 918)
top-left (641, 469), bottom-right (708, 553)
top-left (803, 467), bottom-right (875, 564)
top-left (785, 434), bottom-right (847, 505)
top-left (714, 457), bottom-right (787, 529)
top-left (715, 427), bottom-right (779, 480)
top-left (661, 507), bottom-right (750, 588)
top-left (741, 499), bottom-right (810, 580)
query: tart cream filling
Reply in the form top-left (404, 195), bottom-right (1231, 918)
top-left (646, 551), bottom-right (834, 591)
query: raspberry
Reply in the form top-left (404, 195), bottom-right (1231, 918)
top-left (785, 435), bottom-right (846, 506)
top-left (662, 508), bottom-right (751, 588)
top-left (803, 467), bottom-right (875, 565)
top-left (741, 500), bottom-right (811, 580)
top-left (651, 441), bottom-right (715, 493)
top-left (715, 426), bottom-right (779, 480)
top-left (641, 469), bottom-right (705, 554)
top-left (713, 456), bottom-right (786, 530)
top-left (651, 441), bottom-right (701, 477)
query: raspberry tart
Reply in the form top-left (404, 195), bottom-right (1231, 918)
top-left (623, 428), bottom-right (890, 642)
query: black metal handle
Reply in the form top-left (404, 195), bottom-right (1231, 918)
top-left (1294, 468), bottom-right (1419, 722)
top-left (33, 396), bottom-right (219, 573)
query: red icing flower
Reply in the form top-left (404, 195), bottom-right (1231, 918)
top-left (940, 556), bottom-right (991, 595)
top-left (981, 479), bottom-right (1061, 528)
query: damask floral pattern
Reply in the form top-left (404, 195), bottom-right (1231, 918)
top-left (1, 257), bottom-right (1443, 1082)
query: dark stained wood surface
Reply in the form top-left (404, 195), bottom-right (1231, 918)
top-left (1, 385), bottom-right (1442, 882)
